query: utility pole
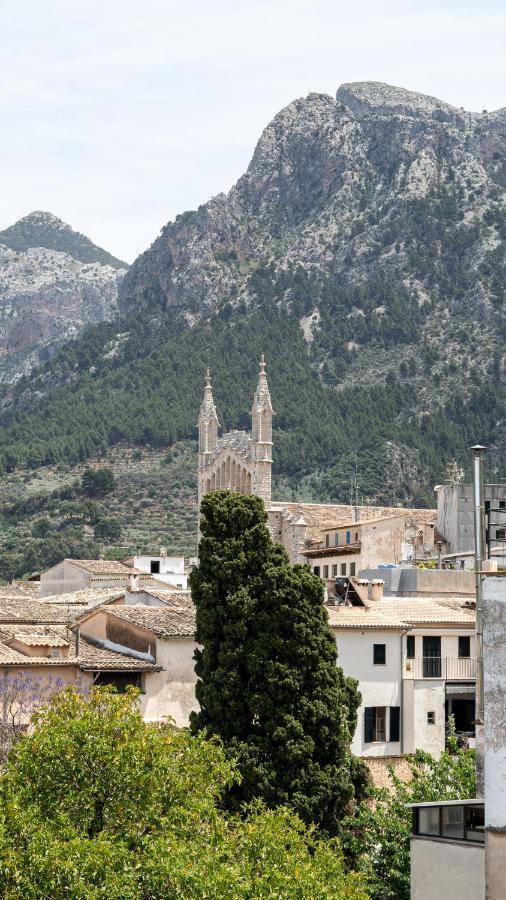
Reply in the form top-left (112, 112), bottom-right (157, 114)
top-left (471, 443), bottom-right (486, 798)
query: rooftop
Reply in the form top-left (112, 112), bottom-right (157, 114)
top-left (99, 604), bottom-right (196, 638)
top-left (272, 502), bottom-right (436, 542)
top-left (63, 559), bottom-right (142, 576)
top-left (0, 598), bottom-right (85, 624)
top-left (327, 596), bottom-right (475, 629)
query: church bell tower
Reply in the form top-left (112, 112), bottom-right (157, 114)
top-left (251, 354), bottom-right (273, 505)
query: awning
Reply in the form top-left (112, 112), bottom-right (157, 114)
top-left (445, 683), bottom-right (475, 696)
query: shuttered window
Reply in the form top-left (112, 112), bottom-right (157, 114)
top-left (389, 706), bottom-right (400, 742)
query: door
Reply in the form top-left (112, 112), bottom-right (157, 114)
top-left (423, 636), bottom-right (441, 677)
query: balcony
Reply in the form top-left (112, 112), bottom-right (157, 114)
top-left (403, 656), bottom-right (477, 680)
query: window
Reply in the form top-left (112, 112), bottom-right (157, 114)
top-left (364, 706), bottom-right (387, 743)
top-left (389, 706), bottom-right (400, 742)
top-left (323, 565), bottom-right (329, 579)
top-left (150, 560), bottom-right (160, 574)
top-left (499, 500), bottom-right (505, 509)
top-left (355, 532), bottom-right (359, 542)
top-left (442, 805), bottom-right (464, 840)
top-left (350, 563), bottom-right (356, 576)
top-left (313, 566), bottom-right (320, 577)
top-left (94, 672), bottom-right (142, 693)
top-left (458, 636), bottom-right (470, 658)
top-left (325, 534), bottom-right (330, 547)
top-left (373, 643), bottom-right (386, 665)
top-left (406, 635), bottom-right (415, 659)
top-left (496, 528), bottom-right (506, 541)
top-left (331, 564), bottom-right (337, 577)
top-left (335, 533), bottom-right (339, 546)
top-left (340, 563), bottom-right (347, 576)
top-left (427, 711), bottom-right (435, 725)
top-left (418, 806), bottom-right (440, 836)
top-left (50, 649), bottom-right (61, 658)
top-left (346, 530), bottom-right (351, 545)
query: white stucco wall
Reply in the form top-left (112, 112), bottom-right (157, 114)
top-left (334, 628), bottom-right (402, 756)
top-left (483, 575), bottom-right (506, 831)
top-left (141, 638), bottom-right (199, 728)
top-left (412, 681), bottom-right (446, 757)
top-left (410, 837), bottom-right (484, 900)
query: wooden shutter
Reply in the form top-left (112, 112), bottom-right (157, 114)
top-left (364, 707), bottom-right (374, 743)
top-left (389, 706), bottom-right (400, 742)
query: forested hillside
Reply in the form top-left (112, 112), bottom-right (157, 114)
top-left (0, 81), bottom-right (504, 566)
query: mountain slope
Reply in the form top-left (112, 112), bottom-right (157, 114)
top-left (0, 213), bottom-right (127, 384)
top-left (0, 211), bottom-right (127, 269)
top-left (0, 82), bottom-right (504, 509)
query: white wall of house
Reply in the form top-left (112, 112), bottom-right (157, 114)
top-left (334, 628), bottom-right (402, 757)
top-left (124, 556), bottom-right (187, 589)
top-left (141, 638), bottom-right (198, 728)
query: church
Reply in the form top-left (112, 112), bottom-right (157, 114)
top-left (197, 356), bottom-right (309, 563)
top-left (197, 357), bottom-right (437, 567)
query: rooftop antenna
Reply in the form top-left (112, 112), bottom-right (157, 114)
top-left (471, 443), bottom-right (486, 799)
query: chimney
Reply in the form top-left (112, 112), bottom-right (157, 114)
top-left (128, 574), bottom-right (139, 592)
top-left (370, 579), bottom-right (385, 602)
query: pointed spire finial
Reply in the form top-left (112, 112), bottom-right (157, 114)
top-left (260, 353), bottom-right (266, 374)
top-left (205, 367), bottom-right (211, 387)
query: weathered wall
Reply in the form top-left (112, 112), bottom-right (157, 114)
top-left (410, 837), bottom-right (484, 900)
top-left (483, 574), bottom-right (506, 900)
top-left (40, 561), bottom-right (89, 597)
top-left (141, 638), bottom-right (198, 728)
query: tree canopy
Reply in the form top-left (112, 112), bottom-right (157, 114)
top-left (0, 686), bottom-right (367, 899)
top-left (190, 491), bottom-right (367, 835)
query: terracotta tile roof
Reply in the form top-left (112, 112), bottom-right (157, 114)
top-left (39, 588), bottom-right (126, 607)
top-left (65, 559), bottom-right (143, 576)
top-left (3, 625), bottom-right (69, 647)
top-left (103, 604), bottom-right (196, 638)
top-left (327, 596), bottom-right (475, 630)
top-left (0, 625), bottom-right (159, 672)
top-left (0, 599), bottom-right (85, 624)
top-left (136, 589), bottom-right (193, 608)
top-left (0, 581), bottom-right (41, 598)
top-left (273, 502), bottom-right (436, 542)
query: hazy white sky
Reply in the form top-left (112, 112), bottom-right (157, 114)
top-left (1, 0), bottom-right (505, 262)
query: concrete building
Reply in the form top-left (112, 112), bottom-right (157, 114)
top-left (410, 799), bottom-right (485, 900)
top-left (327, 585), bottom-right (476, 758)
top-left (360, 566), bottom-right (475, 598)
top-left (436, 482), bottom-right (506, 569)
top-left (304, 513), bottom-right (436, 591)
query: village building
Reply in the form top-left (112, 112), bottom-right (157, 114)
top-left (303, 512), bottom-right (436, 590)
top-left (39, 558), bottom-right (175, 598)
top-left (121, 555), bottom-right (188, 589)
top-left (74, 601), bottom-right (197, 727)
top-left (327, 580), bottom-right (476, 759)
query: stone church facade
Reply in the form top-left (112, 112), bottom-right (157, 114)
top-left (197, 356), bottom-right (308, 563)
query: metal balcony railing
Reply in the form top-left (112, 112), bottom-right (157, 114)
top-left (403, 656), bottom-right (477, 680)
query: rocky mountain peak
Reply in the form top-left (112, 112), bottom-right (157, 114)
top-left (336, 81), bottom-right (470, 127)
top-left (0, 212), bottom-right (127, 270)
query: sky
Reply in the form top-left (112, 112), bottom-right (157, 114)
top-left (1, 0), bottom-right (505, 262)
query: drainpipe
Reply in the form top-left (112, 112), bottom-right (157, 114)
top-left (400, 628), bottom-right (410, 755)
top-left (471, 443), bottom-right (486, 798)
top-left (75, 625), bottom-right (80, 657)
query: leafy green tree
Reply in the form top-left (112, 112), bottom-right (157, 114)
top-left (0, 687), bottom-right (367, 899)
top-left (190, 491), bottom-right (366, 836)
top-left (81, 466), bottom-right (115, 497)
top-left (31, 517), bottom-right (54, 538)
top-left (341, 743), bottom-right (476, 900)
top-left (94, 517), bottom-right (122, 542)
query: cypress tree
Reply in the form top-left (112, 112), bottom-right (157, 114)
top-left (190, 490), bottom-right (365, 835)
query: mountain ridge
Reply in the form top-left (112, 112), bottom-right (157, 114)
top-left (0, 211), bottom-right (127, 269)
top-left (0, 81), bottom-right (503, 516)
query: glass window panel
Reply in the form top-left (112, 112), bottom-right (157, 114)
top-left (466, 806), bottom-right (485, 842)
top-left (375, 707), bottom-right (386, 741)
top-left (442, 805), bottom-right (464, 840)
top-left (418, 807), bottom-right (440, 836)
